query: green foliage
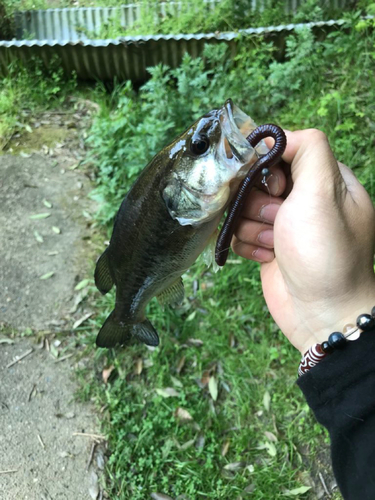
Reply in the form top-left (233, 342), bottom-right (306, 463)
top-left (0, 58), bottom-right (77, 147)
top-left (81, 260), bottom-right (322, 499)
top-left (88, 16), bottom-right (375, 226)
top-left (82, 12), bottom-right (375, 498)
top-left (80, 0), bottom-right (358, 38)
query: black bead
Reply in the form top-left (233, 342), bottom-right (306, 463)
top-left (321, 341), bottom-right (334, 354)
top-left (356, 314), bottom-right (375, 331)
top-left (328, 332), bottom-right (347, 349)
top-left (371, 306), bottom-right (375, 319)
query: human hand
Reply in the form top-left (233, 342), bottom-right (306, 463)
top-left (232, 129), bottom-right (375, 354)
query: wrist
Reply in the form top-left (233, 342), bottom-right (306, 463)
top-left (296, 283), bottom-right (375, 355)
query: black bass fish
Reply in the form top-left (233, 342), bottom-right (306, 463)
top-left (94, 99), bottom-right (267, 348)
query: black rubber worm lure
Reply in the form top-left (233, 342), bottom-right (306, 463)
top-left (215, 124), bottom-right (287, 266)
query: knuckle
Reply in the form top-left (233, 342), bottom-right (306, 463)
top-left (305, 128), bottom-right (328, 144)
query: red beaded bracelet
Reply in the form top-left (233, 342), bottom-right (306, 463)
top-left (298, 307), bottom-right (375, 377)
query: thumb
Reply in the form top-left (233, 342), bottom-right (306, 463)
top-left (282, 129), bottom-right (345, 196)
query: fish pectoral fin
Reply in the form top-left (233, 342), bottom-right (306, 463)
top-left (96, 311), bottom-right (131, 348)
top-left (94, 247), bottom-right (114, 295)
top-left (202, 229), bottom-right (220, 273)
top-left (157, 277), bottom-right (185, 307)
top-left (132, 320), bottom-right (160, 346)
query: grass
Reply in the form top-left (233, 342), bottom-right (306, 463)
top-left (3, 7), bottom-right (374, 499)
top-left (76, 257), bottom-right (336, 499)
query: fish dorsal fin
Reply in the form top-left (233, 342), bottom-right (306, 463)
top-left (94, 247), bottom-right (114, 295)
top-left (157, 277), bottom-right (185, 306)
top-left (132, 319), bottom-right (160, 346)
top-left (202, 230), bottom-right (220, 273)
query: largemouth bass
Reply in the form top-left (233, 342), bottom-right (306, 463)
top-left (94, 99), bottom-right (267, 348)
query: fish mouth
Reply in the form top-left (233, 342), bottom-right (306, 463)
top-left (220, 99), bottom-right (255, 165)
top-left (219, 99), bottom-right (269, 177)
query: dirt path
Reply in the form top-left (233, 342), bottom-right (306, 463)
top-left (0, 104), bottom-right (105, 500)
top-left (0, 339), bottom-right (104, 500)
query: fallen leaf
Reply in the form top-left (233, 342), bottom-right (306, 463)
top-left (257, 441), bottom-right (277, 457)
top-left (43, 199), bottom-right (53, 208)
top-left (195, 434), bottom-right (205, 450)
top-left (69, 289), bottom-right (89, 314)
top-left (228, 333), bottom-right (236, 348)
top-left (170, 375), bottom-right (183, 388)
top-left (39, 271), bottom-right (54, 280)
top-left (143, 358), bottom-right (153, 368)
top-left (102, 365), bottom-right (115, 384)
top-left (263, 390), bottom-right (271, 411)
top-left (151, 493), bottom-right (174, 500)
top-left (75, 278), bottom-right (90, 291)
top-left (244, 484), bottom-right (256, 494)
top-left (176, 356), bottom-right (186, 374)
top-left (156, 387), bottom-right (180, 398)
top-left (221, 440), bottom-right (230, 457)
top-left (187, 338), bottom-right (203, 347)
top-left (52, 226), bottom-right (61, 234)
top-left (34, 230), bottom-right (44, 243)
top-left (282, 486), bottom-right (311, 496)
top-left (50, 344), bottom-right (59, 358)
top-left (73, 312), bottom-right (93, 329)
top-left (88, 470), bottom-right (99, 500)
top-left (264, 431), bottom-right (278, 442)
top-left (174, 407), bottom-right (193, 422)
top-left (134, 358), bottom-right (143, 375)
top-left (201, 370), bottom-right (210, 386)
top-left (0, 338), bottom-right (14, 344)
top-left (179, 439), bottom-right (195, 450)
top-left (30, 213), bottom-right (51, 219)
top-left (208, 376), bottom-right (218, 401)
top-left (186, 311), bottom-right (196, 321)
top-left (224, 462), bottom-right (246, 471)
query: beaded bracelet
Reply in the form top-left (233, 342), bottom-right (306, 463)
top-left (298, 306), bottom-right (375, 377)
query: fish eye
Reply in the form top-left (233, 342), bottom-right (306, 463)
top-left (190, 135), bottom-right (210, 156)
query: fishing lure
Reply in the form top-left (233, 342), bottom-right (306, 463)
top-left (215, 124), bottom-right (287, 266)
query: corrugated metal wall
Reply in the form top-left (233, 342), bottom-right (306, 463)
top-left (14, 0), bottom-right (348, 41)
top-left (0, 20), bottom-right (346, 82)
top-left (14, 1), bottom-right (220, 41)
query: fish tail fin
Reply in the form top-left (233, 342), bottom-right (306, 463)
top-left (94, 247), bottom-right (114, 295)
top-left (96, 311), bottom-right (131, 348)
top-left (96, 312), bottom-right (159, 348)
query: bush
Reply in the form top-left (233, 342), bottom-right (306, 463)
top-left (88, 13), bottom-right (375, 226)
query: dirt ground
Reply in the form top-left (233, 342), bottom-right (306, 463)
top-left (0, 339), bottom-right (104, 500)
top-left (0, 106), bottom-right (105, 500)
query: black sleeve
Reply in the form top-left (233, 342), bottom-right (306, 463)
top-left (297, 329), bottom-right (375, 500)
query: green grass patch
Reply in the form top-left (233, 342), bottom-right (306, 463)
top-left (80, 260), bottom-right (327, 499)
top-left (81, 12), bottom-right (374, 498)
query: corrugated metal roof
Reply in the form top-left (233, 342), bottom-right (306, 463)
top-left (0, 19), bottom-right (347, 82)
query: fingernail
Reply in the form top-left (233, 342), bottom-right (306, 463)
top-left (257, 229), bottom-right (274, 247)
top-left (267, 174), bottom-right (279, 195)
top-left (259, 203), bottom-right (281, 223)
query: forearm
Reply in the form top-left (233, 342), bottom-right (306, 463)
top-left (297, 329), bottom-right (375, 499)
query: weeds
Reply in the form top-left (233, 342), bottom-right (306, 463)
top-left (0, 58), bottom-right (78, 149)
top-left (82, 11), bottom-right (375, 498)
